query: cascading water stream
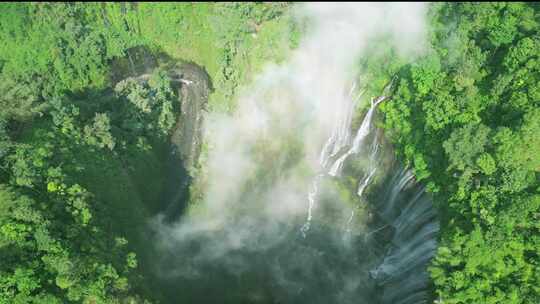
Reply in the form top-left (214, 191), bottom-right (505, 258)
top-left (344, 131), bottom-right (380, 236)
top-left (301, 78), bottom-right (392, 237)
top-left (357, 132), bottom-right (380, 197)
top-left (300, 173), bottom-right (324, 238)
top-left (328, 76), bottom-right (396, 179)
top-left (301, 84), bottom-right (363, 237)
top-left (369, 170), bottom-right (440, 304)
top-left (328, 96), bottom-right (385, 177)
top-left (153, 5), bottom-right (435, 303)
top-left (301, 75), bottom-right (439, 303)
top-left (158, 72), bottom-right (440, 303)
top-left (319, 83), bottom-right (361, 168)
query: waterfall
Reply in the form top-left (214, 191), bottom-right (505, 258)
top-left (379, 167), bottom-right (415, 221)
top-left (340, 134), bottom-right (379, 234)
top-left (341, 207), bottom-right (357, 243)
top-left (304, 76), bottom-right (438, 303)
top-left (300, 173), bottom-right (324, 238)
top-left (319, 83), bottom-right (361, 169)
top-left (357, 168), bottom-right (377, 197)
top-left (370, 170), bottom-right (439, 304)
top-left (357, 132), bottom-right (380, 197)
top-left (302, 82), bottom-right (389, 237)
top-left (328, 94), bottom-right (388, 177)
top-left (301, 83), bottom-right (361, 237)
top-left (152, 3), bottom-right (434, 302)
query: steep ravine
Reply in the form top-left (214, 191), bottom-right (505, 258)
top-left (367, 164), bottom-right (439, 304)
top-left (143, 60), bottom-right (438, 304)
top-left (109, 56), bottom-right (212, 302)
top-left (160, 62), bottom-right (212, 222)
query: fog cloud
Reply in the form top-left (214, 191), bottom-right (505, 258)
top-left (153, 3), bottom-right (428, 303)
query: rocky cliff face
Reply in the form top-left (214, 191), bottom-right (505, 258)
top-left (168, 62), bottom-right (211, 174)
top-left (157, 62), bottom-right (212, 222)
top-left (112, 49), bottom-right (211, 175)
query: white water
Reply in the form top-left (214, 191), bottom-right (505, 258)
top-left (380, 167), bottom-right (415, 220)
top-left (301, 82), bottom-right (366, 237)
top-left (302, 80), bottom-right (390, 237)
top-left (328, 94), bottom-right (387, 177)
top-left (319, 84), bottom-right (361, 168)
top-left (301, 83), bottom-right (385, 237)
top-left (300, 88), bottom-right (440, 304)
top-left (342, 127), bottom-right (381, 236)
top-left (154, 3), bottom-right (435, 303)
top-left (300, 173), bottom-right (324, 238)
top-left (370, 170), bottom-right (440, 304)
top-left (357, 168), bottom-right (377, 197)
top-left (302, 81), bottom-right (439, 302)
top-left (357, 132), bottom-right (380, 197)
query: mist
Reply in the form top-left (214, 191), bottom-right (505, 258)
top-left (152, 3), bottom-right (429, 303)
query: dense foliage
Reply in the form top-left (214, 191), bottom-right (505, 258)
top-left (0, 64), bottom-right (182, 302)
top-left (380, 3), bottom-right (540, 303)
top-left (1, 2), bottom-right (538, 304)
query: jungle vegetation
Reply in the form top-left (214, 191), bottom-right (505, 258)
top-left (379, 3), bottom-right (540, 303)
top-left (0, 2), bottom-right (538, 304)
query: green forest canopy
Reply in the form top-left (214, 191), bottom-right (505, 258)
top-left (0, 2), bottom-right (538, 304)
top-left (379, 3), bottom-right (540, 303)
